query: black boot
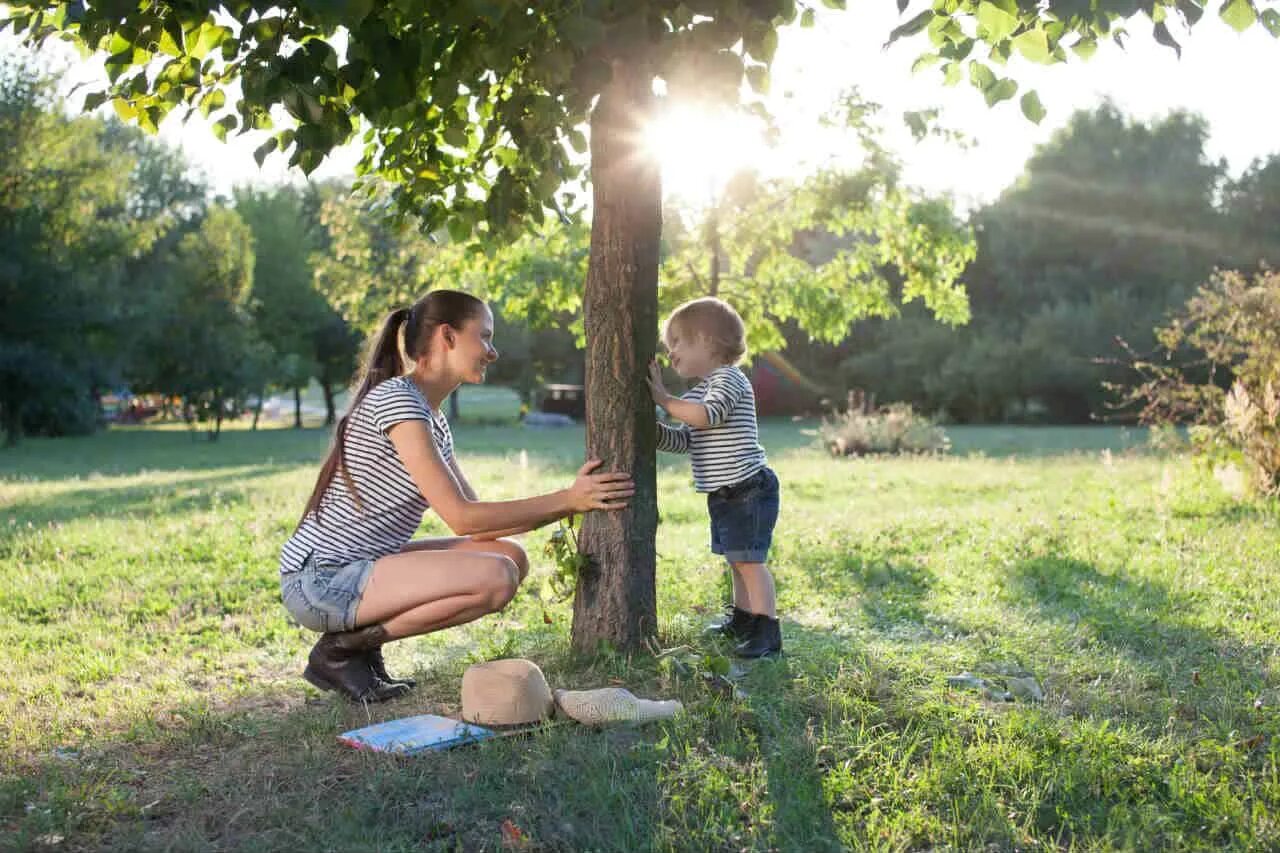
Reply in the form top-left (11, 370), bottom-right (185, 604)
top-left (303, 625), bottom-right (411, 703)
top-left (704, 606), bottom-right (754, 642)
top-left (734, 613), bottom-right (782, 659)
top-left (366, 647), bottom-right (417, 689)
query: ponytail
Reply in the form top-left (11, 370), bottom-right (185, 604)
top-left (297, 308), bottom-right (409, 526)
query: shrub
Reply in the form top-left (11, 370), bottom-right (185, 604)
top-left (1113, 267), bottom-right (1280, 496)
top-left (818, 400), bottom-right (950, 457)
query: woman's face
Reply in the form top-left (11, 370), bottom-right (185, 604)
top-left (450, 306), bottom-right (499, 384)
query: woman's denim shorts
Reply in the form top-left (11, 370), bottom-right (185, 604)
top-left (280, 552), bottom-right (376, 633)
top-left (707, 466), bottom-right (780, 563)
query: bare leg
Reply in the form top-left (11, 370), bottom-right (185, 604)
top-left (353, 541), bottom-right (527, 641)
top-left (730, 567), bottom-right (751, 611)
top-left (731, 562), bottom-right (776, 618)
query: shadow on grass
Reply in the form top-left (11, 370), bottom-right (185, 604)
top-left (1007, 556), bottom-right (1231, 665)
top-left (0, 427), bottom-right (332, 481)
top-left (1, 651), bottom-right (670, 852)
top-left (2, 465), bottom-right (287, 546)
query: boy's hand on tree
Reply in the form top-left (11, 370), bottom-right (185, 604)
top-left (647, 361), bottom-right (670, 407)
top-left (568, 459), bottom-right (635, 512)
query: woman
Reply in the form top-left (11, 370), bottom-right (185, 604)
top-left (280, 290), bottom-right (633, 703)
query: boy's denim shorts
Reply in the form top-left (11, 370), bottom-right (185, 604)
top-left (707, 466), bottom-right (780, 563)
top-left (279, 552), bottom-right (375, 633)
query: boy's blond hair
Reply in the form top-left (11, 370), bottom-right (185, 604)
top-left (662, 297), bottom-right (748, 364)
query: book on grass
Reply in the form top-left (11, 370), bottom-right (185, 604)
top-left (338, 714), bottom-right (496, 754)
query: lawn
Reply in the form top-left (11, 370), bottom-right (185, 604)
top-left (1, 420), bottom-right (1278, 851)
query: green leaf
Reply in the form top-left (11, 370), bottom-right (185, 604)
top-left (976, 1), bottom-right (1018, 42)
top-left (1219, 0), bottom-right (1256, 32)
top-left (189, 24), bottom-right (231, 60)
top-left (1260, 7), bottom-right (1280, 35)
top-left (911, 52), bottom-right (942, 72)
top-left (889, 10), bottom-right (934, 43)
top-left (82, 91), bottom-right (107, 112)
top-left (942, 60), bottom-right (963, 85)
top-left (111, 98), bottom-right (137, 121)
top-left (1012, 27), bottom-right (1053, 63)
top-left (157, 26), bottom-right (182, 57)
top-left (746, 64), bottom-right (770, 94)
top-left (1177, 0), bottom-right (1205, 25)
top-left (821, 0), bottom-right (846, 8)
top-left (297, 148), bottom-right (323, 175)
top-left (1072, 36), bottom-right (1098, 59)
top-left (198, 88), bottom-right (225, 118)
top-left (984, 76), bottom-right (1017, 106)
top-left (1153, 21), bottom-right (1181, 56)
top-left (211, 113), bottom-right (237, 142)
top-left (447, 216), bottom-right (471, 243)
top-left (800, 8), bottom-right (815, 26)
top-left (253, 136), bottom-right (278, 166)
top-left (968, 59), bottom-right (996, 91)
top-left (443, 126), bottom-right (468, 148)
top-left (1020, 89), bottom-right (1046, 123)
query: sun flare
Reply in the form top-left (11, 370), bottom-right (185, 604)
top-left (643, 105), bottom-right (770, 205)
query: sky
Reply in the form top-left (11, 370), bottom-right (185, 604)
top-left (19, 4), bottom-right (1280, 211)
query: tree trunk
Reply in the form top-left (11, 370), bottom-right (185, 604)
top-left (2, 400), bottom-right (19, 447)
top-left (252, 385), bottom-right (265, 430)
top-left (322, 382), bottom-right (336, 426)
top-left (293, 387), bottom-right (303, 429)
top-left (211, 391), bottom-right (223, 441)
top-left (571, 58), bottom-right (662, 655)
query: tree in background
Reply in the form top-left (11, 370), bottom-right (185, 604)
top-left (0, 61), bottom-right (136, 444)
top-left (128, 205), bottom-right (260, 439)
top-left (831, 104), bottom-right (1255, 423)
top-left (234, 184), bottom-right (361, 428)
top-left (1222, 153), bottom-right (1280, 272)
top-left (13, 0), bottom-right (1277, 650)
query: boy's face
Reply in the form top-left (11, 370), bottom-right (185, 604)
top-left (665, 328), bottom-right (720, 380)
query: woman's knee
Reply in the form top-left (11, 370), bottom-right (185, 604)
top-left (479, 556), bottom-right (520, 611)
top-left (498, 539), bottom-right (529, 583)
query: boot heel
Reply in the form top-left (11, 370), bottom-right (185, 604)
top-left (303, 664), bottom-right (339, 694)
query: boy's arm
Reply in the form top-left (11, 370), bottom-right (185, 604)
top-left (658, 395), bottom-right (711, 429)
top-left (656, 421), bottom-right (691, 454)
top-left (697, 368), bottom-right (749, 427)
top-left (647, 360), bottom-right (711, 429)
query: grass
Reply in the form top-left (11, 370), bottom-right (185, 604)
top-left (1, 420), bottom-right (1278, 851)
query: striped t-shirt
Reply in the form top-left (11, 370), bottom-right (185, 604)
top-left (656, 365), bottom-right (767, 493)
top-left (279, 376), bottom-right (453, 575)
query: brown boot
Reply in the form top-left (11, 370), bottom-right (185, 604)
top-left (303, 625), bottom-right (410, 703)
top-left (366, 647), bottom-right (417, 689)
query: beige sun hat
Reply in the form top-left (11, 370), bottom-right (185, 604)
top-left (461, 659), bottom-right (556, 727)
top-left (553, 687), bottom-right (683, 726)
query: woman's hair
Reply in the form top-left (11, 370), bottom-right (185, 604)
top-left (297, 289), bottom-right (487, 526)
top-left (662, 297), bottom-right (747, 363)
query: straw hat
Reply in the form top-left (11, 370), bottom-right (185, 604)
top-left (553, 687), bottom-right (683, 726)
top-left (461, 659), bottom-right (555, 727)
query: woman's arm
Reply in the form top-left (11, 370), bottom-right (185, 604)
top-left (389, 420), bottom-right (632, 536)
top-left (448, 456), bottom-right (480, 502)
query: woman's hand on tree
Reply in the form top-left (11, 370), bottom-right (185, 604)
top-left (568, 459), bottom-right (635, 512)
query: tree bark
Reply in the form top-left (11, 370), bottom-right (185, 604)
top-left (571, 58), bottom-right (662, 654)
top-left (293, 387), bottom-right (303, 429)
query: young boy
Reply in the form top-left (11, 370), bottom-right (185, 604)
top-left (647, 297), bottom-right (782, 658)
